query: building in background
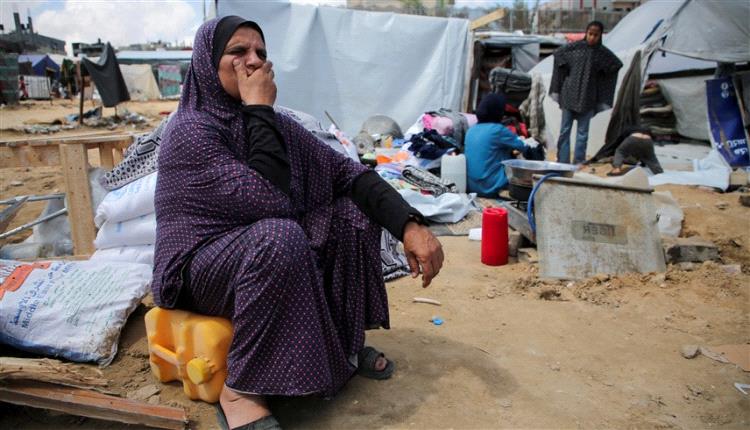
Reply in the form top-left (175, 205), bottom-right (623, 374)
top-left (72, 39), bottom-right (106, 57)
top-left (0, 13), bottom-right (66, 55)
top-left (540, 0), bottom-right (644, 12)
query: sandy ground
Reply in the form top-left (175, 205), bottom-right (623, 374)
top-left (1, 101), bottom-right (748, 429)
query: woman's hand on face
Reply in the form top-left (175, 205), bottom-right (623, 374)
top-left (402, 221), bottom-right (444, 288)
top-left (233, 58), bottom-right (276, 106)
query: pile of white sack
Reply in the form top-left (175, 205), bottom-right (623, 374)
top-left (90, 172), bottom-right (157, 266)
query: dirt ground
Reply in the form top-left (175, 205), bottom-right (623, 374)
top-left (1, 100), bottom-right (748, 429)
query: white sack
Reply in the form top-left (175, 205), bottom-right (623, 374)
top-left (398, 190), bottom-right (478, 223)
top-left (0, 259), bottom-right (151, 365)
top-left (94, 212), bottom-right (156, 250)
top-left (95, 172), bottom-right (157, 228)
top-left (90, 244), bottom-right (155, 266)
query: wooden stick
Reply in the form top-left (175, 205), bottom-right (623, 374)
top-left (0, 357), bottom-right (108, 391)
top-left (0, 380), bottom-right (187, 430)
top-left (413, 297), bottom-right (442, 306)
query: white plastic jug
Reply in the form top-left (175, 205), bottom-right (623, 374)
top-left (441, 153), bottom-right (467, 193)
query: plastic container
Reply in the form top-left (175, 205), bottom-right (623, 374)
top-left (144, 307), bottom-right (233, 403)
top-left (441, 153), bottom-right (467, 193)
top-left (481, 207), bottom-right (509, 266)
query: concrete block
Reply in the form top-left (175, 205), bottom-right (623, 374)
top-left (739, 194), bottom-right (750, 208)
top-left (662, 236), bottom-right (720, 264)
top-left (508, 230), bottom-right (522, 257)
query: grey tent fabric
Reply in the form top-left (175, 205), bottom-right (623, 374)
top-left (82, 43), bottom-right (130, 107)
top-left (604, 50), bottom-right (642, 151)
top-left (659, 0), bottom-right (750, 64)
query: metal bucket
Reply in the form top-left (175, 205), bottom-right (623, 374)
top-left (502, 159), bottom-right (578, 200)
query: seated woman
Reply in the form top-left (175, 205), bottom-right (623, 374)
top-left (465, 93), bottom-right (531, 197)
top-left (607, 126), bottom-right (664, 176)
top-left (152, 16), bottom-right (444, 430)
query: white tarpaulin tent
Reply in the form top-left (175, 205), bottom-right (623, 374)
top-left (530, 0), bottom-right (750, 157)
top-left (217, 0), bottom-right (470, 135)
top-left (120, 64), bottom-right (161, 101)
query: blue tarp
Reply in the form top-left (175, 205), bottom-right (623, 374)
top-left (18, 54), bottom-right (60, 79)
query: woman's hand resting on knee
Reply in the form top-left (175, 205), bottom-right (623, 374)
top-left (403, 222), bottom-right (444, 287)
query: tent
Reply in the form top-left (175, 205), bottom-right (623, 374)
top-left (17, 54), bottom-right (60, 80)
top-left (120, 64), bottom-right (161, 101)
top-left (217, 1), bottom-right (471, 136)
top-left (529, 0), bottom-right (750, 157)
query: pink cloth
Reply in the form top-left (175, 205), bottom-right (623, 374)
top-left (463, 113), bottom-right (478, 128)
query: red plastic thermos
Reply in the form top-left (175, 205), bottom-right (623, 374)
top-left (481, 207), bottom-right (509, 266)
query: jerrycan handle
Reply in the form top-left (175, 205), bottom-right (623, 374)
top-left (150, 343), bottom-right (179, 366)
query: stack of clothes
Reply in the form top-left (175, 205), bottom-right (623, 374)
top-left (639, 80), bottom-right (679, 143)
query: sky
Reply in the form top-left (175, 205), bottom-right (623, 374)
top-left (0, 0), bottom-right (521, 55)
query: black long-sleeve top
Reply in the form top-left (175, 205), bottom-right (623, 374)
top-left (242, 105), bottom-right (423, 241)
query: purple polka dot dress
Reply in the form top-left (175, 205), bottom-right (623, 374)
top-left (152, 18), bottom-right (389, 397)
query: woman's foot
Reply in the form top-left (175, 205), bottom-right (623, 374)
top-left (357, 346), bottom-right (396, 379)
top-left (219, 385), bottom-right (271, 429)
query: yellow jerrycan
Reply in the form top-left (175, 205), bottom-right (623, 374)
top-left (144, 307), bottom-right (233, 403)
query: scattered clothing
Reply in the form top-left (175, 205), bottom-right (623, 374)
top-left (408, 129), bottom-right (458, 159)
top-left (605, 50), bottom-right (643, 151)
top-left (402, 165), bottom-right (457, 196)
top-left (519, 72), bottom-right (546, 142)
top-left (82, 43), bottom-right (130, 107)
top-left (424, 108), bottom-right (470, 150)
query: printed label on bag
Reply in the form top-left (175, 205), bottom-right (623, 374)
top-left (0, 262), bottom-right (51, 300)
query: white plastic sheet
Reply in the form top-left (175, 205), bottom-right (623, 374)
top-left (217, 1), bottom-right (470, 135)
top-left (649, 149), bottom-right (732, 190)
top-left (398, 190), bottom-right (477, 223)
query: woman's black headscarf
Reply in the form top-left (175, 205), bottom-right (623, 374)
top-left (211, 15), bottom-right (265, 69)
top-left (476, 93), bottom-right (506, 124)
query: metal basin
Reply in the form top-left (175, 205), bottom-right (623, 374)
top-left (502, 159), bottom-right (578, 188)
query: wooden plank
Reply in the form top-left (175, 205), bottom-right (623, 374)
top-left (59, 143), bottom-right (96, 256)
top-left (1, 133), bottom-right (133, 147)
top-left (113, 147), bottom-right (124, 165)
top-left (0, 144), bottom-right (61, 168)
top-left (0, 380), bottom-right (187, 430)
top-left (470, 8), bottom-right (506, 31)
top-left (0, 357), bottom-right (109, 392)
top-left (99, 143), bottom-right (116, 169)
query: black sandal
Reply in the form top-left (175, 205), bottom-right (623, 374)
top-left (356, 346), bottom-right (395, 380)
top-left (215, 404), bottom-right (281, 430)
